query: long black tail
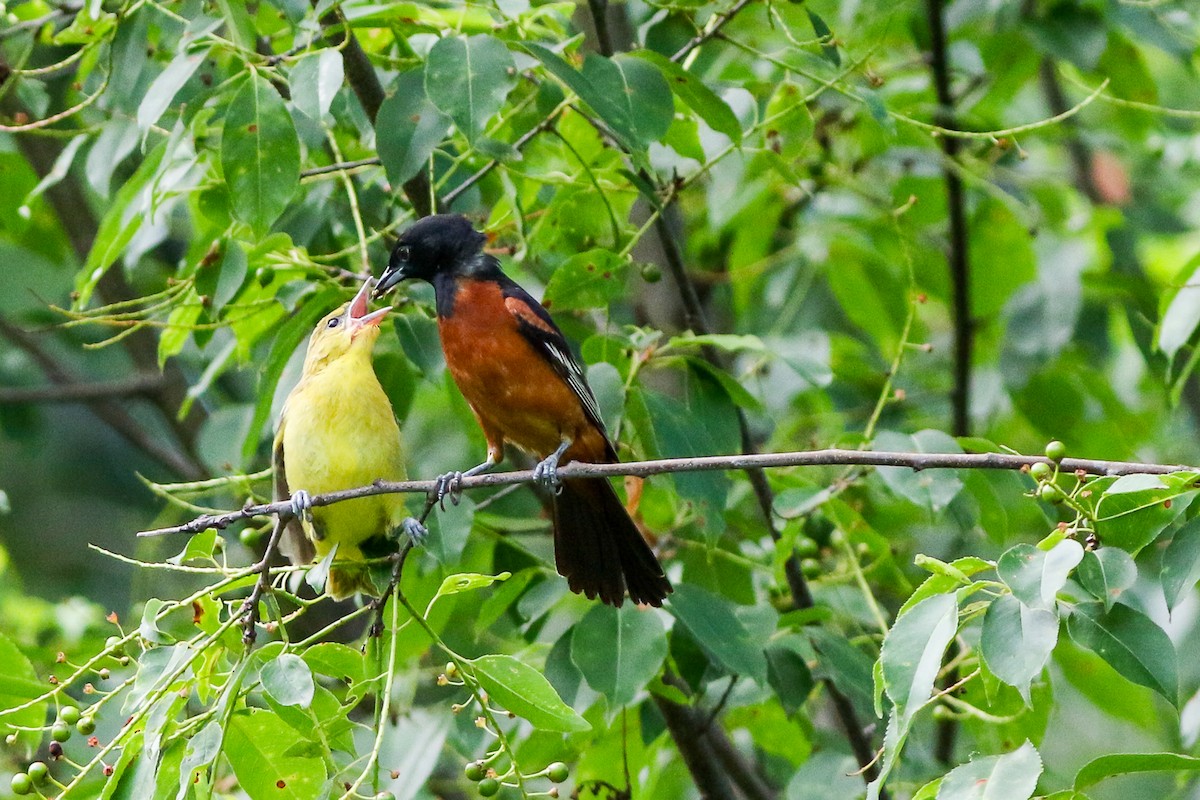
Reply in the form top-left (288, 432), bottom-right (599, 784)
top-left (552, 477), bottom-right (672, 606)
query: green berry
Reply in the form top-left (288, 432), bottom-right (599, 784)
top-left (1029, 462), bottom-right (1052, 481)
top-left (374, 793), bottom-right (395, 800)
top-left (5, 733), bottom-right (17, 745)
top-left (77, 716), bottom-right (96, 735)
top-left (478, 777), bottom-right (500, 797)
top-left (640, 263), bottom-right (662, 283)
top-left (795, 537), bottom-right (819, 557)
top-left (464, 761), bottom-right (486, 782)
top-left (829, 529), bottom-right (847, 547)
top-left (547, 762), bottom-right (569, 783)
top-left (59, 705), bottom-right (81, 725)
top-left (1045, 440), bottom-right (1067, 462)
top-left (1039, 483), bottom-right (1063, 504)
top-left (240, 527), bottom-right (264, 548)
top-left (10, 772), bottom-right (32, 795)
top-left (26, 761), bottom-right (48, 785)
top-left (104, 636), bottom-right (125, 656)
top-left (800, 558), bottom-right (821, 578)
top-left (51, 722), bottom-right (71, 742)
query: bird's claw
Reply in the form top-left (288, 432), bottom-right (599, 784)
top-left (435, 471), bottom-right (464, 509)
top-left (289, 489), bottom-right (313, 521)
top-left (401, 516), bottom-right (428, 546)
top-left (532, 455), bottom-right (563, 494)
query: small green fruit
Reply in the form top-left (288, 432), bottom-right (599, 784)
top-left (104, 636), bottom-right (125, 656)
top-left (77, 716), bottom-right (96, 735)
top-left (1029, 462), bottom-right (1052, 481)
top-left (640, 263), bottom-right (662, 283)
top-left (59, 705), bottom-right (81, 725)
top-left (240, 527), bottom-right (264, 548)
top-left (1039, 484), bottom-right (1063, 504)
top-left (10, 772), bottom-right (32, 795)
top-left (800, 558), bottom-right (821, 578)
top-left (464, 761), bottom-right (486, 782)
top-left (547, 762), bottom-right (569, 783)
top-left (478, 777), bottom-right (500, 797)
top-left (795, 537), bottom-right (819, 557)
top-left (51, 722), bottom-right (71, 742)
top-left (1045, 440), bottom-right (1067, 462)
top-left (26, 761), bottom-right (48, 785)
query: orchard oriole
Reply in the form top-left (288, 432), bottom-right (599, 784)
top-left (375, 214), bottom-right (671, 607)
top-left (274, 279), bottom-right (425, 600)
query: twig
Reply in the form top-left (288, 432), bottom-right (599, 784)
top-left (239, 516), bottom-right (289, 645)
top-left (137, 447), bottom-right (1194, 537)
top-left (670, 0), bottom-right (757, 63)
top-left (300, 157), bottom-right (381, 180)
top-left (0, 373), bottom-right (165, 403)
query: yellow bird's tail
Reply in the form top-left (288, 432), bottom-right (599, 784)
top-left (327, 562), bottom-right (379, 601)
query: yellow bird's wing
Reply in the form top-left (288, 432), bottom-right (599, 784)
top-left (273, 416), bottom-right (316, 565)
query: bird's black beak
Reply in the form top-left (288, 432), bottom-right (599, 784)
top-left (374, 249), bottom-right (410, 298)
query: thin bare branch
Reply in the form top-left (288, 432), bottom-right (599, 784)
top-left (138, 448), bottom-right (1194, 537)
top-left (0, 374), bottom-right (165, 404)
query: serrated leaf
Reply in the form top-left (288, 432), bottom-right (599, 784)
top-left (881, 592), bottom-right (958, 727)
top-left (1067, 602), bottom-right (1178, 705)
top-left (469, 654), bottom-right (590, 733)
top-left (424, 34), bottom-right (515, 143)
top-left (936, 740), bottom-right (1042, 800)
top-left (221, 73), bottom-right (300, 236)
top-left (980, 594), bottom-right (1058, 703)
top-left (1074, 752), bottom-right (1200, 790)
top-left (570, 604), bottom-right (667, 708)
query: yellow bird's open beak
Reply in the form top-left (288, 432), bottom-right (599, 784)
top-left (347, 278), bottom-right (391, 337)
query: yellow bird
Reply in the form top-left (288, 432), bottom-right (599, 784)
top-left (273, 278), bottom-right (425, 600)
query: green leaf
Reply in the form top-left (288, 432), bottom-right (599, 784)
top-left (175, 720), bottom-right (223, 799)
top-left (997, 540), bottom-right (1084, 610)
top-left (936, 740), bottom-right (1042, 800)
top-left (0, 631), bottom-right (47, 756)
top-left (424, 34), bottom-right (516, 143)
top-left (167, 529), bottom-right (217, 565)
top-left (1067, 602), bottom-right (1178, 705)
top-left (1076, 548), bottom-right (1136, 610)
top-left (1163, 517), bottom-right (1200, 612)
top-left (629, 50), bottom-right (742, 142)
top-left (138, 47), bottom-right (211, 134)
top-left (433, 571), bottom-right (511, 602)
top-left (221, 73), bottom-right (300, 236)
top-left (1092, 471), bottom-right (1197, 552)
top-left (225, 709), bottom-right (328, 799)
top-left (874, 430), bottom-right (964, 512)
top-left (75, 140), bottom-right (168, 307)
top-left (525, 44), bottom-right (672, 154)
top-left (766, 641), bottom-right (815, 716)
top-left (301, 643), bottom-right (363, 684)
top-left (668, 583), bottom-right (768, 684)
top-left (259, 654), bottom-right (315, 709)
top-left (469, 654), bottom-right (590, 733)
top-left (543, 250), bottom-right (630, 311)
top-left (806, 9), bottom-right (841, 66)
top-left (570, 604), bottom-right (668, 708)
top-left (980, 594), bottom-right (1058, 703)
top-left (1074, 752), bottom-right (1200, 790)
top-left (968, 199), bottom-right (1036, 319)
top-left (377, 71), bottom-right (450, 186)
top-left (290, 50), bottom-right (343, 121)
top-left (880, 592), bottom-right (958, 727)
top-left (1157, 253), bottom-right (1200, 359)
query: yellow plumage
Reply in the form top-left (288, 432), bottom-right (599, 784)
top-left (273, 281), bottom-right (408, 600)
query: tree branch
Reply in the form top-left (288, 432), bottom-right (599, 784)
top-left (670, 0), bottom-right (757, 63)
top-left (137, 447), bottom-right (1190, 537)
top-left (923, 0), bottom-right (972, 440)
top-left (0, 374), bottom-right (166, 404)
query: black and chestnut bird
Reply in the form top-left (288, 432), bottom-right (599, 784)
top-left (375, 214), bottom-right (672, 607)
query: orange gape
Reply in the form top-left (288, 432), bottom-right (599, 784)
top-left (375, 214), bottom-right (671, 607)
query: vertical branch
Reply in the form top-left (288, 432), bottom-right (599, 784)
top-left (924, 0), bottom-right (968, 767)
top-left (924, 0), bottom-right (971, 439)
top-left (653, 216), bottom-right (883, 792)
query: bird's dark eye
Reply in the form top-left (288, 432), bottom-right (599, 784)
top-left (397, 245), bottom-right (411, 260)
top-left (326, 317), bottom-right (341, 329)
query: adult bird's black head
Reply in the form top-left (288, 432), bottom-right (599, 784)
top-left (375, 214), bottom-right (488, 296)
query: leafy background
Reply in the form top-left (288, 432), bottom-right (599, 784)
top-left (3, 0), bottom-right (1200, 798)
